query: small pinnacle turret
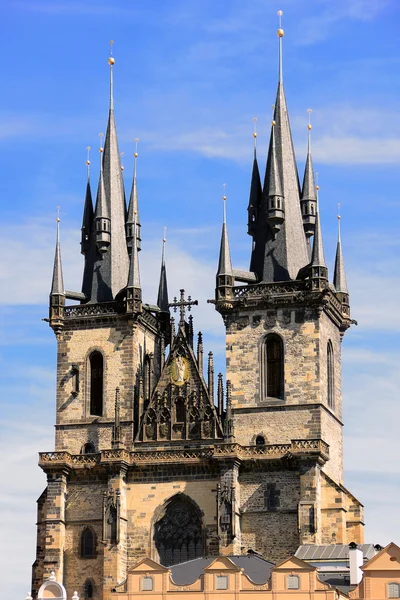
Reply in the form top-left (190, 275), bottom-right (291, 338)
top-left (49, 215), bottom-right (65, 331)
top-left (266, 122), bottom-right (285, 240)
top-left (216, 194), bottom-right (234, 305)
top-left (247, 120), bottom-right (262, 237)
top-left (301, 111), bottom-right (317, 254)
top-left (310, 200), bottom-right (328, 291)
top-left (126, 141), bottom-right (141, 253)
top-left (81, 149), bottom-right (94, 255)
top-left (126, 215), bottom-right (142, 314)
top-left (157, 232), bottom-right (169, 314)
top-left (334, 213), bottom-right (350, 316)
top-left (94, 148), bottom-right (111, 254)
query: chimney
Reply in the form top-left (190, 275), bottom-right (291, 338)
top-left (349, 542), bottom-right (363, 585)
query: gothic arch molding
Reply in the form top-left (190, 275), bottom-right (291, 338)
top-left (151, 493), bottom-right (205, 567)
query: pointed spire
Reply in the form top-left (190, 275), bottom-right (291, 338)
top-left (208, 352), bottom-right (214, 402)
top-left (51, 209), bottom-right (64, 296)
top-left (310, 184), bottom-right (328, 291)
top-left (197, 332), bottom-right (203, 376)
top-left (334, 208), bottom-right (348, 294)
top-left (102, 44), bottom-right (129, 297)
top-left (256, 13), bottom-right (308, 282)
top-left (126, 214), bottom-right (142, 313)
top-left (49, 209), bottom-right (65, 332)
top-left (157, 228), bottom-right (169, 314)
top-left (81, 146), bottom-right (94, 255)
top-left (247, 118), bottom-right (263, 237)
top-left (216, 188), bottom-right (234, 305)
top-left (94, 136), bottom-right (111, 253)
top-left (217, 188), bottom-right (233, 277)
top-left (126, 138), bottom-right (141, 253)
top-left (301, 110), bottom-right (317, 248)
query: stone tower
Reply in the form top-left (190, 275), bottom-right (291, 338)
top-left (32, 27), bottom-right (363, 600)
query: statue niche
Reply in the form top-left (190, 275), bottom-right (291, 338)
top-left (154, 495), bottom-right (204, 567)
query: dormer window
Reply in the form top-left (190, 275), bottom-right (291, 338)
top-left (287, 574), bottom-right (300, 589)
top-left (216, 575), bottom-right (228, 590)
top-left (142, 576), bottom-right (154, 591)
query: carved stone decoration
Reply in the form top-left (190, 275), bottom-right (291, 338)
top-left (217, 483), bottom-right (236, 541)
top-left (102, 490), bottom-right (120, 545)
top-left (170, 354), bottom-right (189, 386)
top-left (154, 496), bottom-right (204, 567)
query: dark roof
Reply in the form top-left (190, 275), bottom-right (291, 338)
top-left (169, 554), bottom-right (274, 586)
top-left (317, 572), bottom-right (356, 595)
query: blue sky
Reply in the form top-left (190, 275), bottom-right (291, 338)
top-left (1, 0), bottom-right (399, 597)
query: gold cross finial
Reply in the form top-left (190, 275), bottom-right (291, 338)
top-left (222, 183), bottom-right (227, 201)
top-left (99, 132), bottom-right (104, 153)
top-left (120, 151), bottom-right (124, 171)
top-left (271, 104), bottom-right (276, 126)
top-left (307, 108), bottom-right (312, 131)
top-left (56, 206), bottom-right (60, 223)
top-left (108, 40), bottom-right (115, 65)
top-left (163, 226), bottom-right (167, 243)
top-left (134, 137), bottom-right (139, 158)
top-left (86, 146), bottom-right (91, 179)
top-left (337, 203), bottom-right (341, 220)
top-left (277, 10), bottom-right (284, 37)
top-left (315, 171), bottom-right (319, 191)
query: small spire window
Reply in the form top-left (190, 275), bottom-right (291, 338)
top-left (256, 435), bottom-right (265, 446)
top-left (262, 334), bottom-right (284, 400)
top-left (90, 351), bottom-right (103, 416)
top-left (327, 341), bottom-right (334, 410)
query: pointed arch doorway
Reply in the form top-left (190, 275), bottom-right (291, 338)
top-left (153, 494), bottom-right (204, 566)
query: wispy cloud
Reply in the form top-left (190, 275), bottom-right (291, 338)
top-left (14, 1), bottom-right (140, 16)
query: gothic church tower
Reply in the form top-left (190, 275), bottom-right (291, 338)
top-left (33, 24), bottom-right (363, 600)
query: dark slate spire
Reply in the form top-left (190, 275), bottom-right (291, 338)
top-left (102, 51), bottom-right (129, 298)
top-left (310, 193), bottom-right (328, 290)
top-left (254, 22), bottom-right (308, 282)
top-left (126, 140), bottom-right (141, 254)
top-left (266, 122), bottom-right (285, 239)
top-left (301, 111), bottom-right (317, 256)
top-left (157, 231), bottom-right (169, 314)
top-left (51, 215), bottom-right (64, 296)
top-left (216, 194), bottom-right (234, 305)
top-left (81, 150), bottom-right (94, 255)
top-left (94, 143), bottom-right (111, 254)
top-left (126, 215), bottom-right (142, 313)
top-left (247, 120), bottom-right (262, 237)
top-left (334, 214), bottom-right (348, 294)
top-left (49, 214), bottom-right (65, 331)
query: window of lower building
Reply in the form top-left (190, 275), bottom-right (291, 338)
top-left (216, 575), bottom-right (228, 590)
top-left (388, 583), bottom-right (400, 598)
top-left (80, 528), bottom-right (96, 558)
top-left (142, 576), bottom-right (154, 591)
top-left (287, 574), bottom-right (300, 589)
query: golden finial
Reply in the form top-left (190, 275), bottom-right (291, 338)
top-left (271, 104), bottom-right (276, 126)
top-left (120, 151), bottom-right (124, 171)
top-left (86, 146), bottom-right (91, 166)
top-left (163, 226), bottom-right (167, 244)
top-left (253, 117), bottom-right (258, 139)
top-left (277, 10), bottom-right (284, 37)
top-left (108, 40), bottom-right (115, 65)
top-left (134, 137), bottom-right (139, 158)
top-left (56, 206), bottom-right (61, 223)
top-left (307, 108), bottom-right (312, 131)
top-left (315, 172), bottom-right (319, 191)
top-left (99, 133), bottom-right (104, 153)
top-left (337, 203), bottom-right (341, 220)
top-left (222, 183), bottom-right (227, 202)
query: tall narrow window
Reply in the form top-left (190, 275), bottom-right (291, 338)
top-left (90, 352), bottom-right (103, 416)
top-left (263, 334), bottom-right (284, 399)
top-left (81, 528), bottom-right (95, 558)
top-left (84, 579), bottom-right (94, 599)
top-left (327, 341), bottom-right (334, 410)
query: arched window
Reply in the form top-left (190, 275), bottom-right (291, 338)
top-left (154, 495), bottom-right (204, 567)
top-left (327, 341), bottom-right (334, 410)
top-left (142, 576), bottom-right (154, 591)
top-left (388, 583), bottom-right (400, 598)
top-left (287, 575), bottom-right (300, 590)
top-left (262, 334), bottom-right (284, 399)
top-left (84, 579), bottom-right (95, 599)
top-left (90, 351), bottom-right (103, 416)
top-left (256, 435), bottom-right (265, 446)
top-left (80, 528), bottom-right (96, 558)
top-left (82, 442), bottom-right (95, 455)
